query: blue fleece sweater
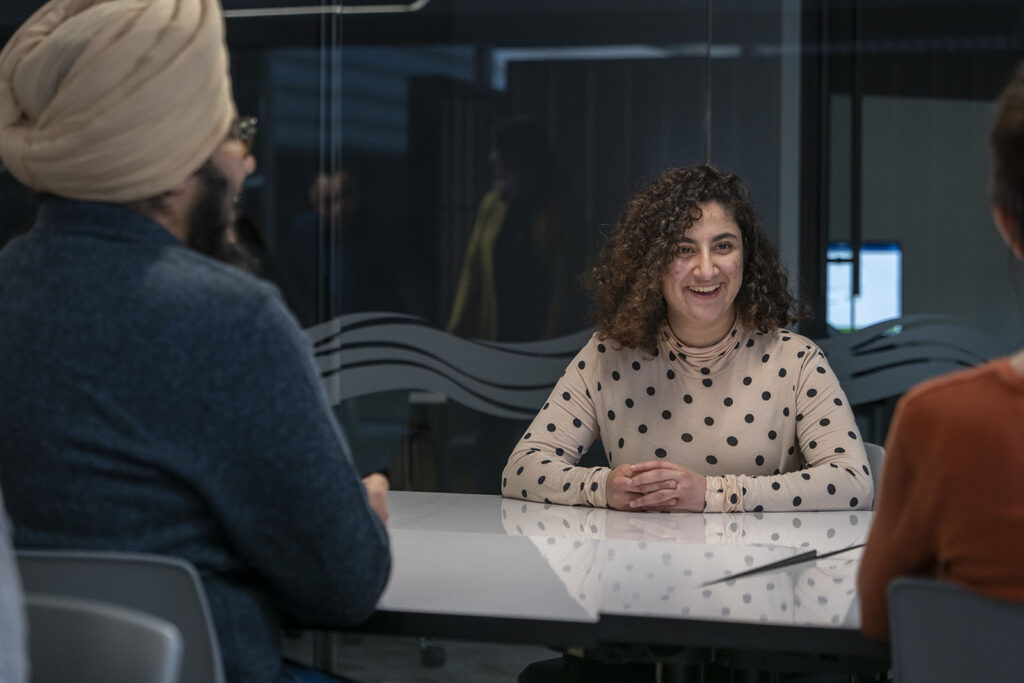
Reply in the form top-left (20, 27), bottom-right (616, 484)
top-left (0, 198), bottom-right (390, 683)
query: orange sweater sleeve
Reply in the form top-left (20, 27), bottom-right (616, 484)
top-left (857, 389), bottom-right (939, 640)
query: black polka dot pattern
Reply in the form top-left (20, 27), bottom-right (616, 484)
top-left (504, 329), bottom-right (870, 511)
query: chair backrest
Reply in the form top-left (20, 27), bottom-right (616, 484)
top-left (864, 441), bottom-right (884, 506)
top-left (26, 593), bottom-right (182, 683)
top-left (17, 550), bottom-right (225, 683)
top-left (888, 577), bottom-right (1024, 683)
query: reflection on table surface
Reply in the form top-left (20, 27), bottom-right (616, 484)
top-left (381, 491), bottom-right (870, 631)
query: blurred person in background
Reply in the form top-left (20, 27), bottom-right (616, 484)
top-left (448, 116), bottom-right (585, 342)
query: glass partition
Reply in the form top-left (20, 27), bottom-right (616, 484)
top-left (217, 0), bottom-right (809, 491)
top-left (806, 0), bottom-right (1024, 441)
top-left (0, 0), bottom-right (807, 492)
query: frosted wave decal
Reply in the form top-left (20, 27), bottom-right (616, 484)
top-left (817, 314), bottom-right (1015, 406)
top-left (306, 313), bottom-right (1010, 416)
top-left (306, 312), bottom-right (594, 419)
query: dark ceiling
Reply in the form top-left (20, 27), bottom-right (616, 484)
top-left (1, 0), bottom-right (1021, 66)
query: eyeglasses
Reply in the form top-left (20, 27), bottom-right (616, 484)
top-left (228, 115), bottom-right (258, 153)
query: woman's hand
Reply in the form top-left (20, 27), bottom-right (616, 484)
top-left (606, 509), bottom-right (706, 542)
top-left (622, 461), bottom-right (706, 512)
top-left (606, 463), bottom-right (645, 511)
top-left (362, 473), bottom-right (390, 524)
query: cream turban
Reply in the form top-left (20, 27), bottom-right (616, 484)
top-left (0, 0), bottom-right (236, 203)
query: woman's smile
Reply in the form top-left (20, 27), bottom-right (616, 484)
top-left (662, 202), bottom-right (744, 347)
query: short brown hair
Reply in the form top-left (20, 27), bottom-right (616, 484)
top-left (991, 62), bottom-right (1024, 230)
top-left (586, 165), bottom-right (803, 353)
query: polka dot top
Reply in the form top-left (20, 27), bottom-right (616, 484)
top-left (501, 323), bottom-right (874, 512)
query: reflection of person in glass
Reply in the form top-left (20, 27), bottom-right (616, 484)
top-left (281, 168), bottom-right (401, 326)
top-left (447, 117), bottom-right (581, 341)
top-left (858, 61), bottom-right (1024, 641)
top-left (502, 165), bottom-right (873, 513)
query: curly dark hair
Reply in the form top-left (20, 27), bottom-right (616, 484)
top-left (586, 164), bottom-right (804, 353)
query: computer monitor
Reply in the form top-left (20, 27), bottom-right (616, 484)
top-left (826, 241), bottom-right (902, 332)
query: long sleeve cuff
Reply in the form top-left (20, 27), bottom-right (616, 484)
top-left (705, 474), bottom-right (745, 512)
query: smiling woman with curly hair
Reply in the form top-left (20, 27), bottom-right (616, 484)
top-left (588, 165), bottom-right (802, 353)
top-left (502, 164), bottom-right (874, 514)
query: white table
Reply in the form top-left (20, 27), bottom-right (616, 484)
top-left (357, 490), bottom-right (888, 670)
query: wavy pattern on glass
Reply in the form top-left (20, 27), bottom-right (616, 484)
top-left (307, 313), bottom-right (1012, 417)
top-left (307, 313), bottom-right (594, 419)
top-left (817, 314), bottom-right (1015, 406)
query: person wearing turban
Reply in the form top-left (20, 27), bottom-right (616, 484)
top-left (0, 2), bottom-right (391, 682)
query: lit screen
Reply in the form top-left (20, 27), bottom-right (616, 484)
top-left (826, 242), bottom-right (902, 332)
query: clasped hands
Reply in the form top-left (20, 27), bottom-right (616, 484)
top-left (607, 461), bottom-right (706, 512)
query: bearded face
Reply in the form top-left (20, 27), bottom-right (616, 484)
top-left (185, 160), bottom-right (232, 258)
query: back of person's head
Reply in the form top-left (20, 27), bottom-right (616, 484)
top-left (0, 0), bottom-right (235, 204)
top-left (991, 62), bottom-right (1024, 230)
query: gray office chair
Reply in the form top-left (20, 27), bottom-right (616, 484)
top-left (26, 593), bottom-right (182, 683)
top-left (864, 441), bottom-right (884, 507)
top-left (888, 577), bottom-right (1024, 682)
top-left (17, 550), bottom-right (225, 683)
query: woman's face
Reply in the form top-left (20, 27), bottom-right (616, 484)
top-left (661, 201), bottom-right (744, 347)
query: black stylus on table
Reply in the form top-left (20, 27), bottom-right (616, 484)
top-left (700, 543), bottom-right (866, 588)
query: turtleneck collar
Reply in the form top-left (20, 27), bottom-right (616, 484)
top-left (659, 318), bottom-right (751, 377)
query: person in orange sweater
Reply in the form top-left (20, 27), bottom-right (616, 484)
top-left (858, 61), bottom-right (1024, 640)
